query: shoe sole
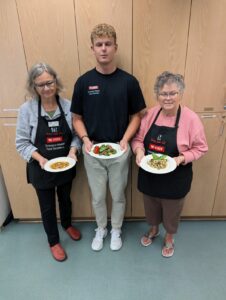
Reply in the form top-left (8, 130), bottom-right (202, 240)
top-left (52, 253), bottom-right (68, 262)
top-left (92, 245), bottom-right (104, 251)
top-left (69, 234), bottom-right (82, 241)
top-left (110, 245), bottom-right (122, 251)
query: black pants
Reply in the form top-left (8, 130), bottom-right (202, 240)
top-left (35, 181), bottom-right (72, 247)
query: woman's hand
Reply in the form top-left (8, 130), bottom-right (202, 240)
top-left (135, 148), bottom-right (145, 166)
top-left (174, 155), bottom-right (185, 166)
top-left (31, 151), bottom-right (47, 169)
top-left (38, 157), bottom-right (48, 169)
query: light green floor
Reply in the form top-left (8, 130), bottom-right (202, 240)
top-left (0, 220), bottom-right (226, 300)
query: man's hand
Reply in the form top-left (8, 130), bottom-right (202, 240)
top-left (119, 139), bottom-right (128, 152)
top-left (83, 136), bottom-right (93, 153)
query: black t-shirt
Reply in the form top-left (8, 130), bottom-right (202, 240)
top-left (70, 68), bottom-right (146, 142)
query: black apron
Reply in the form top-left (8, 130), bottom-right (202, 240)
top-left (27, 97), bottom-right (76, 189)
top-left (138, 106), bottom-right (192, 199)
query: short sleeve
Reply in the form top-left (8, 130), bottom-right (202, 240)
top-left (127, 77), bottom-right (146, 115)
top-left (70, 78), bottom-right (83, 115)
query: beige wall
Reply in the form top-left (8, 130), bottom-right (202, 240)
top-left (0, 0), bottom-right (226, 219)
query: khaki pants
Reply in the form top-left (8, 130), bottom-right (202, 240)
top-left (83, 145), bottom-right (132, 229)
top-left (143, 194), bottom-right (185, 234)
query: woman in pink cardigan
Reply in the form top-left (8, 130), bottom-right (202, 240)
top-left (131, 71), bottom-right (208, 257)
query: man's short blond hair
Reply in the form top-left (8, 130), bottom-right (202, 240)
top-left (91, 23), bottom-right (117, 44)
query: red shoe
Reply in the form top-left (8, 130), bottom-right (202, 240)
top-left (66, 226), bottom-right (81, 241)
top-left (50, 243), bottom-right (67, 262)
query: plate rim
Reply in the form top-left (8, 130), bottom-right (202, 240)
top-left (89, 142), bottom-right (125, 159)
top-left (140, 154), bottom-right (176, 174)
top-left (44, 156), bottom-right (76, 173)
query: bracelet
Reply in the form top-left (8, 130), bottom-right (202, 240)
top-left (81, 135), bottom-right (89, 140)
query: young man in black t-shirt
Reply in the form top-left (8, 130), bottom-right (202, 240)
top-left (71, 23), bottom-right (146, 251)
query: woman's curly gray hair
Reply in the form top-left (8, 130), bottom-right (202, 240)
top-left (154, 71), bottom-right (185, 95)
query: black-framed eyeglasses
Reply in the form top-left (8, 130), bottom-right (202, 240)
top-left (158, 91), bottom-right (179, 98)
top-left (34, 80), bottom-right (56, 89)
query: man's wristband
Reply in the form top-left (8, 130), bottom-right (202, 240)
top-left (81, 135), bottom-right (89, 141)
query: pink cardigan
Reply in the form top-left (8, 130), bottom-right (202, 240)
top-left (131, 105), bottom-right (208, 164)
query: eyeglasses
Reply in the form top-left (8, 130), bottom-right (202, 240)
top-left (34, 80), bottom-right (56, 89)
top-left (158, 91), bottom-right (179, 98)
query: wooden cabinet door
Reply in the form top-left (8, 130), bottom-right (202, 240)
top-left (182, 113), bottom-right (225, 216)
top-left (0, 0), bottom-right (27, 117)
top-left (212, 115), bottom-right (226, 216)
top-left (184, 0), bottom-right (226, 112)
top-left (75, 0), bottom-right (132, 74)
top-left (16, 0), bottom-right (80, 100)
top-left (0, 119), bottom-right (40, 218)
top-left (133, 0), bottom-right (191, 108)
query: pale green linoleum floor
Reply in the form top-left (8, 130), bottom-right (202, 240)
top-left (0, 220), bottom-right (226, 300)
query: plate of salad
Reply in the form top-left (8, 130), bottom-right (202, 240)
top-left (89, 143), bottom-right (125, 159)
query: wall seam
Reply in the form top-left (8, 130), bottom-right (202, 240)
top-left (184, 0), bottom-right (193, 79)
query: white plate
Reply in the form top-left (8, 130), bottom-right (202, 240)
top-left (44, 157), bottom-right (76, 173)
top-left (140, 154), bottom-right (177, 174)
top-left (89, 143), bottom-right (125, 159)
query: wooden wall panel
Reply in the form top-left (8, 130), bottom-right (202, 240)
top-left (184, 0), bottom-right (226, 112)
top-left (133, 0), bottom-right (191, 108)
top-left (212, 128), bottom-right (226, 216)
top-left (0, 119), bottom-right (40, 218)
top-left (182, 113), bottom-right (225, 216)
top-left (0, 0), bottom-right (27, 117)
top-left (16, 0), bottom-right (80, 100)
top-left (74, 0), bottom-right (132, 74)
top-left (1, 0), bottom-right (226, 219)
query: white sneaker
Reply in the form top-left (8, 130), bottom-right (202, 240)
top-left (91, 227), bottom-right (108, 251)
top-left (110, 228), bottom-right (122, 251)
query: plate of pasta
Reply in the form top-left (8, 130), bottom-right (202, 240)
top-left (140, 153), bottom-right (176, 174)
top-left (44, 157), bottom-right (76, 173)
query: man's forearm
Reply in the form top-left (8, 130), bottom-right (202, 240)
top-left (122, 113), bottom-right (141, 142)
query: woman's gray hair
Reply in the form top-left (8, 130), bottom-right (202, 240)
top-left (26, 62), bottom-right (64, 97)
top-left (154, 71), bottom-right (185, 95)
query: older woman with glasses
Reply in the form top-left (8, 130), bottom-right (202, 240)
top-left (16, 63), bottom-right (82, 262)
top-left (132, 71), bottom-right (208, 257)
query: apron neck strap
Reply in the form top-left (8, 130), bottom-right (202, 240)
top-left (153, 105), bottom-right (181, 128)
top-left (38, 95), bottom-right (62, 116)
top-left (175, 105), bottom-right (181, 128)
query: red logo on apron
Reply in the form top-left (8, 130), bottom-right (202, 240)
top-left (46, 136), bottom-right (63, 143)
top-left (149, 143), bottom-right (165, 153)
